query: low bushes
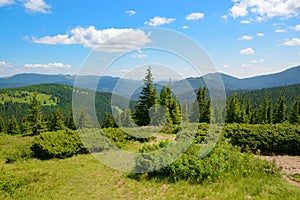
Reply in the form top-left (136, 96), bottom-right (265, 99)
top-left (31, 130), bottom-right (87, 159)
top-left (4, 141), bottom-right (33, 163)
top-left (224, 123), bottom-right (300, 155)
top-left (134, 142), bottom-right (278, 183)
top-left (0, 168), bottom-right (24, 195)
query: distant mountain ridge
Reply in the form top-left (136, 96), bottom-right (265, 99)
top-left (0, 65), bottom-right (299, 98)
top-left (174, 65), bottom-right (300, 91)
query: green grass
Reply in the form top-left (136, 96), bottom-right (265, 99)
top-left (0, 135), bottom-right (33, 162)
top-left (0, 154), bottom-right (300, 200)
top-left (1, 134), bottom-right (300, 199)
top-left (0, 91), bottom-right (56, 106)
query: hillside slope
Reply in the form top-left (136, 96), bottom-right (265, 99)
top-left (0, 84), bottom-right (129, 122)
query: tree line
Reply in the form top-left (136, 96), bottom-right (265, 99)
top-left (0, 67), bottom-right (299, 136)
top-left (225, 94), bottom-right (300, 124)
top-left (0, 93), bottom-right (76, 135)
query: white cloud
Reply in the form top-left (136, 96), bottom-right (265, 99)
top-left (239, 48), bottom-right (255, 54)
top-left (257, 33), bottom-right (264, 37)
top-left (230, 0), bottom-right (300, 19)
top-left (126, 10), bottom-right (136, 16)
top-left (256, 16), bottom-right (265, 22)
top-left (284, 38), bottom-right (300, 46)
top-left (0, 61), bottom-right (12, 67)
top-left (0, 0), bottom-right (14, 6)
top-left (131, 49), bottom-right (147, 58)
top-left (275, 29), bottom-right (287, 33)
top-left (144, 16), bottom-right (175, 27)
top-left (294, 24), bottom-right (300, 31)
top-left (0, 0), bottom-right (51, 14)
top-left (24, 62), bottom-right (72, 70)
top-left (131, 54), bottom-right (147, 58)
top-left (223, 64), bottom-right (231, 68)
top-left (239, 35), bottom-right (253, 40)
top-left (0, 61), bottom-right (13, 72)
top-left (185, 12), bottom-right (205, 20)
top-left (182, 25), bottom-right (189, 29)
top-left (240, 20), bottom-right (251, 24)
top-left (241, 63), bottom-right (251, 68)
top-left (221, 15), bottom-right (228, 20)
top-left (32, 26), bottom-right (152, 52)
top-left (250, 59), bottom-right (264, 63)
top-left (24, 0), bottom-right (51, 14)
top-left (230, 4), bottom-right (248, 18)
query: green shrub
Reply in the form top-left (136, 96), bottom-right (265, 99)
top-left (31, 130), bottom-right (87, 159)
top-left (4, 141), bottom-right (33, 163)
top-left (78, 129), bottom-right (111, 152)
top-left (0, 168), bottom-right (24, 195)
top-left (134, 142), bottom-right (278, 183)
top-left (224, 123), bottom-right (300, 155)
top-left (103, 128), bottom-right (133, 148)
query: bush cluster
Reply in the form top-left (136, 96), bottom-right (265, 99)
top-left (31, 130), bottom-right (87, 159)
top-left (224, 123), bottom-right (300, 155)
top-left (134, 141), bottom-right (278, 183)
top-left (4, 141), bottom-right (33, 163)
top-left (0, 168), bottom-right (24, 195)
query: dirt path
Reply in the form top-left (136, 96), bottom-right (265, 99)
top-left (259, 155), bottom-right (300, 188)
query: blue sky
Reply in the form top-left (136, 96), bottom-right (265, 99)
top-left (0, 0), bottom-right (299, 79)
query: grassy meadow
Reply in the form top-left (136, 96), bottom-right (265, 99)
top-left (1, 131), bottom-right (300, 200)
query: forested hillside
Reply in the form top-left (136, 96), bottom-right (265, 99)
top-left (233, 84), bottom-right (300, 109)
top-left (0, 84), bottom-right (129, 123)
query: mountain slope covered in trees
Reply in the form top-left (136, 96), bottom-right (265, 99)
top-left (0, 84), bottom-right (129, 123)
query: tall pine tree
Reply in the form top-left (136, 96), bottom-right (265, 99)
top-left (273, 96), bottom-right (287, 123)
top-left (50, 109), bottom-right (66, 131)
top-left (132, 66), bottom-right (157, 126)
top-left (7, 116), bottom-right (19, 135)
top-left (226, 94), bottom-right (240, 123)
top-left (290, 99), bottom-right (300, 124)
top-left (159, 83), bottom-right (181, 126)
top-left (190, 87), bottom-right (211, 123)
top-left (27, 93), bottom-right (46, 135)
top-left (0, 117), bottom-right (5, 134)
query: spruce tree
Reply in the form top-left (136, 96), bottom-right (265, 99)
top-left (28, 93), bottom-right (46, 135)
top-left (20, 118), bottom-right (31, 135)
top-left (181, 101), bottom-right (189, 122)
top-left (189, 100), bottom-right (199, 122)
top-left (101, 112), bottom-right (117, 128)
top-left (290, 99), bottom-right (300, 124)
top-left (77, 108), bottom-right (91, 129)
top-left (258, 95), bottom-right (271, 124)
top-left (226, 94), bottom-right (240, 123)
top-left (0, 117), bottom-right (5, 134)
top-left (132, 66), bottom-right (157, 126)
top-left (199, 87), bottom-right (211, 123)
top-left (120, 108), bottom-right (134, 127)
top-left (245, 101), bottom-right (252, 123)
top-left (7, 116), bottom-right (19, 135)
top-left (170, 97), bottom-right (182, 125)
top-left (273, 96), bottom-right (287, 123)
top-left (51, 109), bottom-right (66, 131)
top-left (189, 87), bottom-right (211, 123)
top-left (65, 114), bottom-right (76, 130)
top-left (158, 83), bottom-right (182, 126)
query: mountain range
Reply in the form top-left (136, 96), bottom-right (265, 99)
top-left (0, 65), bottom-right (299, 99)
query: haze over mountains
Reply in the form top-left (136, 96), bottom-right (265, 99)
top-left (0, 65), bottom-right (299, 99)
